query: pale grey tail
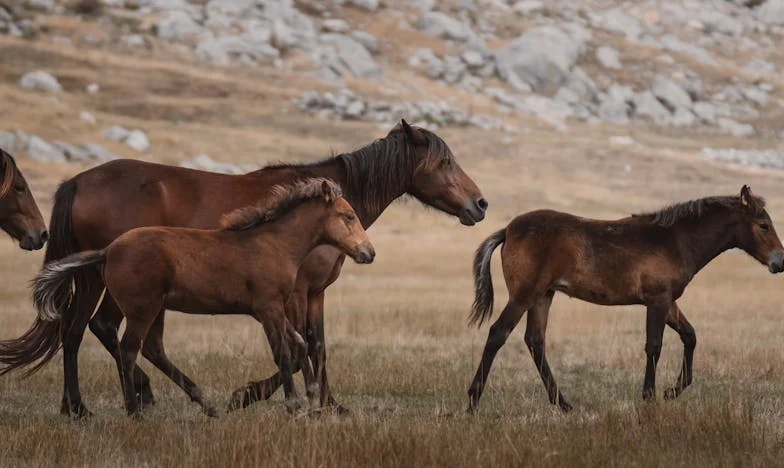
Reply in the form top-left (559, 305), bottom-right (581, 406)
top-left (32, 250), bottom-right (106, 322)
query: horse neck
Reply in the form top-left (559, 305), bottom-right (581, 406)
top-left (254, 201), bottom-right (332, 266)
top-left (675, 211), bottom-right (739, 276)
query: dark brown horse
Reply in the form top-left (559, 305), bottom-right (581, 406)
top-left (0, 148), bottom-right (47, 251)
top-left (0, 120), bottom-right (486, 418)
top-left (467, 186), bottom-right (784, 412)
top-left (32, 179), bottom-right (374, 417)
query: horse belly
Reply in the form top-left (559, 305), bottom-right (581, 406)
top-left (554, 277), bottom-right (642, 306)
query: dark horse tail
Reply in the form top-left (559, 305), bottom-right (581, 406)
top-left (0, 179), bottom-right (81, 377)
top-left (469, 229), bottom-right (506, 327)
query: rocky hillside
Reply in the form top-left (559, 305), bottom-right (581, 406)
top-left (2, 0), bottom-right (784, 169)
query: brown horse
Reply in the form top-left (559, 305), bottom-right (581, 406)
top-left (467, 186), bottom-right (784, 413)
top-left (0, 120), bottom-right (486, 418)
top-left (0, 148), bottom-right (47, 251)
top-left (32, 179), bottom-right (374, 417)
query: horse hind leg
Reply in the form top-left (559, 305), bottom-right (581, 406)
top-left (663, 302), bottom-right (696, 400)
top-left (141, 311), bottom-right (217, 418)
top-left (523, 291), bottom-right (572, 412)
top-left (88, 295), bottom-right (156, 408)
top-left (467, 295), bottom-right (534, 413)
top-left (60, 272), bottom-right (104, 419)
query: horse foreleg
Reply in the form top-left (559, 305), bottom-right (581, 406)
top-left (663, 302), bottom-right (696, 400)
top-left (141, 311), bottom-right (218, 418)
top-left (524, 291), bottom-right (571, 412)
top-left (642, 300), bottom-right (670, 401)
top-left (306, 291), bottom-right (345, 413)
top-left (467, 297), bottom-right (531, 413)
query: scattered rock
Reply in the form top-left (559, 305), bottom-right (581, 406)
top-left (155, 10), bottom-right (206, 41)
top-left (86, 83), bottom-right (100, 93)
top-left (322, 19), bottom-right (350, 33)
top-left (756, 0), bottom-right (784, 25)
top-left (26, 136), bottom-right (66, 162)
top-left (104, 125), bottom-right (130, 142)
top-left (717, 118), bottom-right (754, 136)
top-left (495, 25), bottom-right (589, 93)
top-left (297, 89), bottom-right (515, 132)
top-left (632, 91), bottom-right (672, 125)
top-left (0, 131), bottom-right (17, 152)
top-left (80, 111), bottom-right (97, 124)
top-left (81, 143), bottom-right (118, 162)
top-left (418, 11), bottom-right (478, 42)
top-left (513, 1), bottom-right (543, 15)
top-left (660, 35), bottom-right (717, 66)
top-left (651, 75), bottom-right (692, 111)
top-left (596, 46), bottom-right (622, 70)
top-left (19, 71), bottom-right (62, 93)
top-left (125, 130), bottom-right (150, 152)
top-left (350, 30), bottom-right (378, 55)
top-left (51, 141), bottom-right (90, 162)
top-left (345, 0), bottom-right (380, 12)
top-left (318, 34), bottom-right (382, 79)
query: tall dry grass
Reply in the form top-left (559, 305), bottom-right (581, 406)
top-left (0, 32), bottom-right (783, 467)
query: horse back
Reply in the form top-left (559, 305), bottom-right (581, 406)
top-left (69, 159), bottom-right (294, 251)
top-left (501, 210), bottom-right (682, 305)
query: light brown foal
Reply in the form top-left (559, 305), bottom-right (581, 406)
top-left (32, 179), bottom-right (374, 418)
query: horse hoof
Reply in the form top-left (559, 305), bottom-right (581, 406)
top-left (558, 401), bottom-right (573, 413)
top-left (226, 387), bottom-right (251, 413)
top-left (642, 389), bottom-right (656, 401)
top-left (139, 392), bottom-right (156, 408)
top-left (203, 406), bottom-right (220, 418)
top-left (63, 404), bottom-right (93, 420)
top-left (284, 400), bottom-right (302, 415)
top-left (663, 388), bottom-right (678, 400)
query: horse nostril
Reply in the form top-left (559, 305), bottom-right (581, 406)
top-left (476, 197), bottom-right (488, 211)
top-left (40, 230), bottom-right (49, 242)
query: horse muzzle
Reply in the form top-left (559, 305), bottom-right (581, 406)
top-left (460, 197), bottom-right (488, 226)
top-left (19, 229), bottom-right (48, 251)
top-left (768, 251), bottom-right (784, 274)
top-left (353, 243), bottom-right (376, 264)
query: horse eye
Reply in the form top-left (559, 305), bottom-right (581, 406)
top-left (760, 223), bottom-right (770, 232)
top-left (344, 212), bottom-right (355, 222)
top-left (14, 184), bottom-right (25, 193)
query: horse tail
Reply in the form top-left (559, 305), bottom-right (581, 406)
top-left (33, 250), bottom-right (107, 322)
top-left (469, 229), bottom-right (506, 327)
top-left (0, 178), bottom-right (84, 377)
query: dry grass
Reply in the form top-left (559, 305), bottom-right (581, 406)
top-left (0, 32), bottom-right (783, 467)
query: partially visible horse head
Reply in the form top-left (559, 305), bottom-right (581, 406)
top-left (0, 149), bottom-right (47, 250)
top-left (398, 120), bottom-right (487, 226)
top-left (734, 185), bottom-right (784, 274)
top-left (319, 180), bottom-right (375, 264)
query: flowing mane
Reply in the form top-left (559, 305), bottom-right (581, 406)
top-left (632, 194), bottom-right (766, 227)
top-left (0, 148), bottom-right (16, 198)
top-left (258, 122), bottom-right (454, 217)
top-left (220, 178), bottom-right (342, 231)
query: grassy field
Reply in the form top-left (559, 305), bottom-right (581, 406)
top-left (0, 31), bottom-right (783, 466)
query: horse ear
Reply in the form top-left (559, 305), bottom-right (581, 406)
top-left (322, 180), bottom-right (334, 203)
top-left (400, 119), bottom-right (424, 146)
top-left (740, 185), bottom-right (752, 207)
